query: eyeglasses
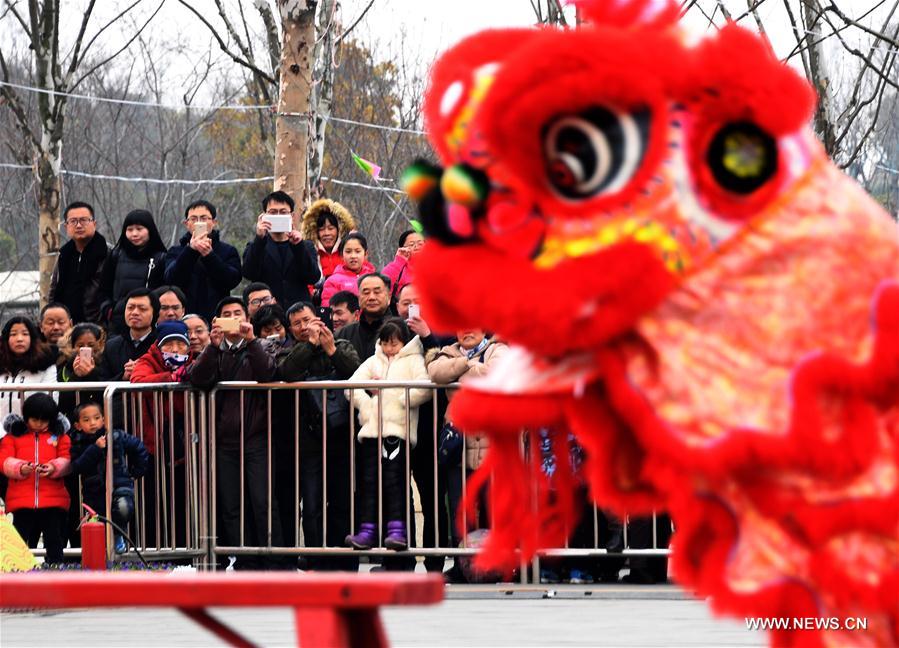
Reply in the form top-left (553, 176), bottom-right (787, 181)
top-left (249, 296), bottom-right (274, 307)
top-left (265, 208), bottom-right (292, 215)
top-left (66, 218), bottom-right (93, 227)
top-left (186, 215), bottom-right (212, 223)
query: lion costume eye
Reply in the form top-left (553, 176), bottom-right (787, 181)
top-left (543, 106), bottom-right (651, 200)
top-left (705, 121), bottom-right (778, 195)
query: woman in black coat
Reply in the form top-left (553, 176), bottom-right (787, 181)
top-left (99, 209), bottom-right (167, 334)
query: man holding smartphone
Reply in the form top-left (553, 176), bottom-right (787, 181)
top-left (187, 296), bottom-right (285, 570)
top-left (164, 200), bottom-right (242, 321)
top-left (242, 190), bottom-right (320, 308)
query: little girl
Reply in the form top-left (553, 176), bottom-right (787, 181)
top-left (320, 233), bottom-right (376, 307)
top-left (345, 318), bottom-right (431, 550)
top-left (1, 392), bottom-right (71, 564)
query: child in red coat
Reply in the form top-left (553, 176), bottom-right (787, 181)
top-left (1, 392), bottom-right (71, 564)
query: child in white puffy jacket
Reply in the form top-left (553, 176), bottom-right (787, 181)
top-left (344, 318), bottom-right (431, 551)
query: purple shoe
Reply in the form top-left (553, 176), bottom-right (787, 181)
top-left (384, 521), bottom-right (407, 551)
top-left (345, 523), bottom-right (377, 550)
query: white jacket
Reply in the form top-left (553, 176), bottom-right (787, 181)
top-left (345, 336), bottom-right (432, 447)
top-left (0, 366), bottom-right (59, 438)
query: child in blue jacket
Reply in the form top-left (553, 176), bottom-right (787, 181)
top-left (70, 401), bottom-right (150, 553)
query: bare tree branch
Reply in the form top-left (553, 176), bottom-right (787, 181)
top-left (70, 0), bottom-right (166, 92)
top-left (715, 0), bottom-right (733, 21)
top-left (741, 0), bottom-right (768, 33)
top-left (338, 0), bottom-right (375, 43)
top-left (257, 0), bottom-right (281, 78)
top-left (824, 1), bottom-right (899, 49)
top-left (62, 0), bottom-right (98, 86)
top-left (71, 0), bottom-right (140, 68)
top-left (2, 1), bottom-right (33, 40)
top-left (0, 49), bottom-right (40, 148)
top-left (784, 0), bottom-right (813, 82)
top-left (817, 2), bottom-right (899, 92)
top-left (177, 0), bottom-right (277, 85)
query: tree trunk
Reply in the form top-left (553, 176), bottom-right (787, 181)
top-left (308, 0), bottom-right (336, 197)
top-left (37, 152), bottom-right (62, 307)
top-left (274, 0), bottom-right (317, 209)
top-left (801, 0), bottom-right (837, 156)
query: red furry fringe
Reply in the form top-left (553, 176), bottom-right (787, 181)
top-left (465, 429), bottom-right (580, 575)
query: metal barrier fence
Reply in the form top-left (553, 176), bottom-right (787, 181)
top-left (2, 381), bottom-right (670, 581)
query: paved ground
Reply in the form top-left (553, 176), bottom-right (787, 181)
top-left (1, 585), bottom-right (763, 647)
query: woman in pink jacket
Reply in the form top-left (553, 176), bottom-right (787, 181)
top-left (381, 229), bottom-right (424, 303)
top-left (320, 233), bottom-right (375, 307)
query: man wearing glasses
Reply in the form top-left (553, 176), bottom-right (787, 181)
top-left (242, 282), bottom-right (276, 319)
top-left (241, 190), bottom-right (320, 308)
top-left (49, 201), bottom-right (109, 323)
top-left (163, 199), bottom-right (242, 321)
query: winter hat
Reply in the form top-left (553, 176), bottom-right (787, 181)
top-left (156, 320), bottom-right (189, 348)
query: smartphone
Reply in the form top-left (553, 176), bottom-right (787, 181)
top-left (193, 221), bottom-right (208, 237)
top-left (217, 317), bottom-right (240, 333)
top-left (264, 214), bottom-right (292, 233)
top-left (79, 346), bottom-right (92, 361)
top-left (318, 306), bottom-right (333, 331)
top-left (408, 304), bottom-right (420, 320)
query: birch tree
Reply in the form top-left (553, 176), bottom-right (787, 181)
top-left (0, 0), bottom-right (164, 304)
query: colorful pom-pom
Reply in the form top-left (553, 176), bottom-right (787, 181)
top-left (441, 164), bottom-right (489, 208)
top-left (401, 160), bottom-right (442, 202)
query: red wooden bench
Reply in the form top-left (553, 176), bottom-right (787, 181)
top-left (0, 572), bottom-right (444, 647)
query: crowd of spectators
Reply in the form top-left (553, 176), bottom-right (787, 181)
top-left (0, 193), bottom-right (670, 584)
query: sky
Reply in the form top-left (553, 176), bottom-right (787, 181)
top-left (1, 0), bottom-right (891, 103)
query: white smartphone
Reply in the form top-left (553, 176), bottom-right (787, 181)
top-left (193, 221), bottom-right (208, 237)
top-left (264, 214), bottom-right (292, 233)
top-left (79, 347), bottom-right (92, 361)
top-left (408, 304), bottom-right (420, 319)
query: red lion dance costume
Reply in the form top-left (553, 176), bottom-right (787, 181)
top-left (405, 0), bottom-right (899, 645)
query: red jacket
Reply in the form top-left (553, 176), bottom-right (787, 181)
top-left (320, 260), bottom-right (376, 306)
top-left (317, 247), bottom-right (343, 280)
top-left (130, 344), bottom-right (194, 455)
top-left (1, 415), bottom-right (71, 512)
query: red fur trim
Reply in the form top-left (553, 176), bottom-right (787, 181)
top-left (468, 429), bottom-right (581, 574)
top-left (423, 29), bottom-right (535, 164)
top-left (562, 387), bottom-right (665, 514)
top-left (668, 494), bottom-right (827, 648)
top-left (450, 390), bottom-right (565, 435)
top-left (477, 27), bottom-right (683, 216)
top-left (682, 25), bottom-right (815, 137)
top-left (416, 241), bottom-right (676, 356)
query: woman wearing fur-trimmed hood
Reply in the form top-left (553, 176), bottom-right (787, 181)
top-left (301, 199), bottom-right (357, 280)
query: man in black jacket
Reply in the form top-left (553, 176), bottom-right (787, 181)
top-left (164, 200), bottom-right (242, 321)
top-left (335, 273), bottom-right (392, 359)
top-left (99, 288), bottom-right (159, 382)
top-left (279, 302), bottom-right (360, 570)
top-left (187, 296), bottom-right (284, 569)
top-left (242, 191), bottom-right (320, 307)
top-left (49, 201), bottom-right (108, 323)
